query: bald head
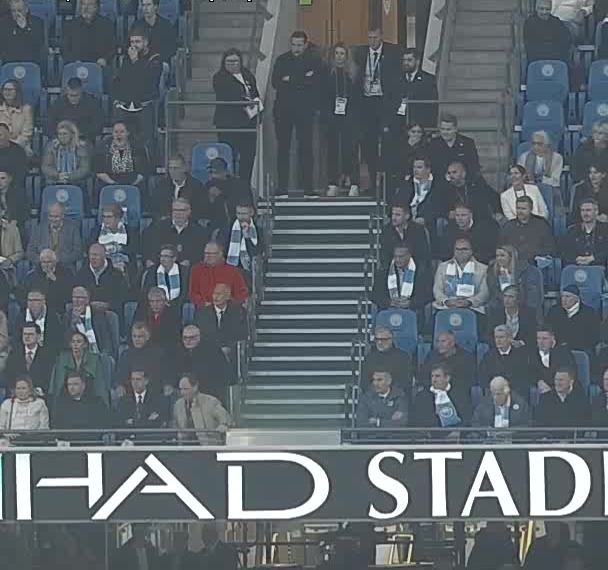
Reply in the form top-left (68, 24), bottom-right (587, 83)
top-left (48, 203), bottom-right (65, 228)
top-left (212, 283), bottom-right (231, 309)
top-left (182, 325), bottom-right (201, 350)
top-left (204, 241), bottom-right (224, 267)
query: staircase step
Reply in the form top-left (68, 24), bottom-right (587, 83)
top-left (201, 2), bottom-right (258, 14)
top-left (251, 356), bottom-right (351, 371)
top-left (264, 287), bottom-right (365, 301)
top-left (272, 199), bottom-right (377, 217)
top-left (199, 26), bottom-right (262, 40)
top-left (191, 40), bottom-right (253, 55)
top-left (198, 13), bottom-right (258, 28)
top-left (272, 229), bottom-right (373, 245)
top-left (446, 77), bottom-right (508, 90)
top-left (242, 402), bottom-right (347, 415)
top-left (245, 384), bottom-right (347, 400)
top-left (452, 36), bottom-right (512, 51)
top-left (253, 342), bottom-right (353, 358)
top-left (273, 216), bottom-right (370, 230)
top-left (453, 24), bottom-right (511, 37)
top-left (261, 299), bottom-right (362, 315)
top-left (271, 244), bottom-right (370, 258)
top-left (446, 90), bottom-right (504, 102)
top-left (241, 415), bottom-right (348, 428)
top-left (458, 0), bottom-right (518, 10)
top-left (449, 51), bottom-right (511, 65)
top-left (257, 315), bottom-right (358, 331)
top-left (441, 102), bottom-right (501, 119)
top-left (455, 11), bottom-right (512, 24)
top-left (256, 330), bottom-right (358, 343)
top-left (266, 276), bottom-right (368, 288)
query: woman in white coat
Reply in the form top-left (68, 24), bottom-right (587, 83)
top-left (0, 375), bottom-right (49, 434)
top-left (501, 165), bottom-right (549, 220)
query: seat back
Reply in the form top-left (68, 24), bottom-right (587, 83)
top-left (588, 60), bottom-right (608, 101)
top-left (521, 100), bottom-right (564, 148)
top-left (123, 301), bottom-right (138, 337)
top-left (104, 310), bottom-right (120, 359)
top-left (0, 63), bottom-right (42, 108)
top-left (41, 185), bottom-right (84, 221)
top-left (62, 62), bottom-right (104, 96)
top-left (191, 142), bottom-right (234, 183)
top-left (560, 264), bottom-right (605, 310)
top-left (582, 100), bottom-right (608, 137)
top-left (572, 350), bottom-right (591, 390)
top-left (374, 309), bottom-right (418, 355)
top-left (98, 185), bottom-right (141, 227)
top-left (433, 309), bottom-right (478, 353)
top-left (526, 60), bottom-right (569, 104)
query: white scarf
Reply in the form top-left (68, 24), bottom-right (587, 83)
top-left (566, 301), bottom-right (580, 318)
top-left (226, 218), bottom-right (258, 269)
top-left (26, 307), bottom-right (46, 344)
top-left (410, 174), bottom-right (433, 218)
top-left (75, 305), bottom-right (98, 353)
top-left (387, 258), bottom-right (416, 299)
top-left (445, 260), bottom-right (476, 298)
top-left (157, 263), bottom-right (181, 301)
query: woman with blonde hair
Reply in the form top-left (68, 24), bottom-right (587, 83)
top-left (42, 119), bottom-right (91, 185)
top-left (322, 41), bottom-right (360, 197)
top-left (0, 79), bottom-right (34, 157)
top-left (0, 374), bottom-right (49, 432)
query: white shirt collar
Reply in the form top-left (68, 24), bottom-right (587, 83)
top-left (25, 344), bottom-right (38, 357)
top-left (135, 390), bottom-right (146, 402)
top-left (498, 346), bottom-right (512, 356)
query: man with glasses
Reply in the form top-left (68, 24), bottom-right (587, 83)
top-left (15, 288), bottom-right (62, 353)
top-left (142, 244), bottom-right (188, 307)
top-left (188, 241), bottom-right (248, 309)
top-left (361, 327), bottom-right (413, 396)
top-left (143, 197), bottom-right (210, 268)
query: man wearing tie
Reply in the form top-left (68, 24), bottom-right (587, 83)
top-left (354, 28), bottom-right (402, 193)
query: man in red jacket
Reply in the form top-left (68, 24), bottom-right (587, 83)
top-left (189, 241), bottom-right (248, 307)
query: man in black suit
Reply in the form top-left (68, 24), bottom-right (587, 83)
top-left (16, 288), bottom-right (63, 356)
top-left (529, 326), bottom-right (576, 396)
top-left (478, 325), bottom-right (530, 395)
top-left (197, 283), bottom-right (248, 351)
top-left (354, 28), bottom-right (402, 193)
top-left (271, 30), bottom-right (323, 195)
top-left (115, 369), bottom-right (168, 442)
top-left (4, 322), bottom-right (54, 394)
top-left (534, 366), bottom-right (590, 428)
top-left (152, 154), bottom-right (205, 220)
top-left (370, 243), bottom-right (432, 311)
top-left (427, 114), bottom-right (481, 178)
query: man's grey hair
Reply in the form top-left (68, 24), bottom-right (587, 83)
top-left (490, 376), bottom-right (511, 392)
top-left (374, 326), bottom-right (393, 338)
top-left (372, 371), bottom-right (393, 382)
top-left (494, 325), bottom-right (513, 337)
top-left (531, 130), bottom-right (552, 147)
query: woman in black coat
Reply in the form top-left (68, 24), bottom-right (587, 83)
top-left (212, 48), bottom-right (260, 185)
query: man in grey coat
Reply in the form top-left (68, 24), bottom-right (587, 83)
top-left (472, 376), bottom-right (530, 428)
top-left (356, 371), bottom-right (408, 428)
top-left (26, 203), bottom-right (82, 270)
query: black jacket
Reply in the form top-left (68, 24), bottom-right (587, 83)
top-left (486, 305), bottom-right (538, 348)
top-left (271, 48), bottom-right (323, 118)
top-left (390, 68), bottom-right (438, 128)
top-left (213, 67), bottom-right (260, 129)
top-left (4, 344), bottom-right (55, 393)
top-left (560, 222), bottom-right (608, 267)
top-left (320, 65), bottom-right (360, 121)
top-left (0, 13), bottom-right (44, 64)
top-left (15, 307), bottom-right (63, 356)
top-left (141, 263), bottom-right (189, 308)
top-left (115, 344), bottom-right (167, 392)
top-left (499, 215), bottom-right (556, 262)
top-left (524, 13), bottom-right (571, 62)
top-left (0, 142), bottom-right (27, 185)
top-left (63, 15), bottom-right (114, 63)
top-left (47, 92), bottom-right (104, 142)
top-left (392, 176), bottom-right (441, 228)
top-left (591, 391), bottom-right (608, 427)
top-left (534, 388), bottom-right (591, 427)
top-left (370, 262), bottom-right (433, 311)
top-left (436, 176), bottom-right (500, 221)
top-left (572, 140), bottom-right (608, 183)
top-left (74, 261), bottom-right (128, 313)
top-left (478, 346), bottom-right (530, 394)
top-left (443, 218), bottom-right (499, 264)
top-left (133, 303), bottom-right (181, 353)
top-left (51, 392), bottom-right (108, 434)
top-left (62, 308), bottom-right (113, 355)
top-left (411, 384), bottom-right (472, 427)
top-left (197, 302), bottom-right (248, 346)
top-left (142, 219), bottom-right (210, 265)
top-left (379, 222), bottom-right (431, 269)
top-left (200, 176), bottom-right (253, 236)
top-left (115, 390), bottom-right (168, 438)
top-left (545, 303), bottom-right (601, 353)
top-left (427, 133), bottom-right (481, 178)
top-left (112, 49), bottom-right (163, 104)
top-left (154, 174), bottom-right (206, 220)
top-left (20, 265), bottom-right (73, 314)
top-left (95, 135), bottom-right (150, 182)
top-left (528, 344), bottom-right (576, 386)
top-left (361, 346), bottom-right (414, 394)
top-left (130, 15), bottom-right (177, 63)
top-left (418, 347), bottom-right (476, 390)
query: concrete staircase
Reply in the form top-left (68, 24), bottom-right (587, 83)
top-left (241, 198), bottom-right (376, 428)
top-left (442, 0), bottom-right (519, 186)
top-left (172, 1), bottom-right (268, 157)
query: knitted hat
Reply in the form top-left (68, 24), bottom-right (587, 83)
top-left (561, 284), bottom-right (580, 298)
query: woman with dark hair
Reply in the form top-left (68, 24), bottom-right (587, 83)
top-left (571, 161), bottom-right (608, 223)
top-left (322, 41), bottom-right (359, 197)
top-left (0, 374), bottom-right (49, 432)
top-left (95, 121), bottom-right (149, 190)
top-left (500, 164), bottom-right (549, 220)
top-left (212, 47), bottom-right (260, 184)
top-left (0, 79), bottom-right (34, 157)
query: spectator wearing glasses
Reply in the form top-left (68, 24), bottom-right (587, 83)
top-left (0, 79), bottom-right (33, 158)
top-left (561, 197), bottom-right (608, 267)
top-left (472, 376), bottom-right (530, 428)
top-left (571, 162), bottom-right (608, 223)
top-left (15, 288), bottom-right (63, 353)
top-left (142, 244), bottom-right (188, 308)
top-left (21, 249), bottom-right (73, 313)
top-left (213, 48), bottom-right (260, 186)
top-left (361, 327), bottom-right (413, 395)
top-left (189, 241), bottom-right (248, 309)
top-left (355, 371), bottom-right (408, 428)
top-left (143, 197), bottom-right (210, 269)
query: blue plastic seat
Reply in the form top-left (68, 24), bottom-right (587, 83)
top-left (105, 310), bottom-right (120, 359)
top-left (375, 309), bottom-right (418, 355)
top-left (62, 62), bottom-right (105, 96)
top-left (191, 142), bottom-right (234, 183)
top-left (123, 301), bottom-right (138, 337)
top-left (526, 60), bottom-right (570, 104)
top-left (98, 185), bottom-right (141, 227)
top-left (433, 309), bottom-right (478, 354)
top-left (588, 60), bottom-right (608, 101)
top-left (0, 63), bottom-right (43, 109)
top-left (41, 185), bottom-right (84, 221)
top-left (560, 264), bottom-right (606, 311)
top-left (572, 350), bottom-right (591, 391)
top-left (521, 100), bottom-right (565, 150)
top-left (581, 100), bottom-right (608, 137)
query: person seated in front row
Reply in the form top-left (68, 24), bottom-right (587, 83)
top-left (530, 325), bottom-right (576, 397)
top-left (534, 366), bottom-right (590, 428)
top-left (561, 197), bottom-right (608, 267)
top-left (486, 244), bottom-right (543, 313)
top-left (26, 203), bottom-right (83, 271)
top-left (501, 164), bottom-right (549, 221)
top-left (41, 120), bottom-right (91, 186)
top-left (411, 363), bottom-right (471, 428)
top-left (0, 374), bottom-right (49, 433)
top-left (433, 237), bottom-right (489, 313)
top-left (472, 376), bottom-right (531, 428)
top-left (355, 370), bottom-right (408, 428)
top-left (545, 284), bottom-right (600, 354)
top-left (360, 327), bottom-right (413, 397)
top-left (133, 286), bottom-right (180, 354)
top-left (485, 285), bottom-right (538, 348)
top-left (370, 243), bottom-right (432, 311)
top-left (142, 243), bottom-right (189, 308)
top-left (478, 325), bottom-right (530, 395)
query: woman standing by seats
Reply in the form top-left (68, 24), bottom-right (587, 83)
top-left (321, 42), bottom-right (360, 197)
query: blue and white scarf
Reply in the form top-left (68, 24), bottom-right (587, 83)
top-left (387, 258), bottom-right (416, 299)
top-left (410, 175), bottom-right (433, 218)
top-left (55, 143), bottom-right (78, 175)
top-left (157, 263), bottom-right (181, 301)
top-left (431, 385), bottom-right (461, 428)
top-left (74, 305), bottom-right (98, 354)
top-left (98, 222), bottom-right (129, 266)
top-left (227, 219), bottom-right (258, 270)
top-left (445, 260), bottom-right (476, 298)
top-left (497, 267), bottom-right (513, 291)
